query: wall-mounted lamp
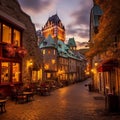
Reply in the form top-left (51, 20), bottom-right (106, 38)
top-left (30, 60), bottom-right (33, 66)
top-left (27, 59), bottom-right (33, 69)
top-left (44, 64), bottom-right (49, 70)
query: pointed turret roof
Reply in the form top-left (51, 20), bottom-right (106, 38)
top-left (67, 37), bottom-right (76, 47)
top-left (46, 14), bottom-right (65, 30)
top-left (48, 14), bottom-right (60, 25)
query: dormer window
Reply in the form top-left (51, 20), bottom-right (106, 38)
top-left (42, 49), bottom-right (45, 54)
top-left (13, 29), bottom-right (21, 46)
top-left (58, 44), bottom-right (62, 48)
top-left (43, 41), bottom-right (47, 46)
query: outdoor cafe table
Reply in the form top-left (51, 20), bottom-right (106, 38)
top-left (0, 99), bottom-right (7, 113)
top-left (23, 92), bottom-right (33, 102)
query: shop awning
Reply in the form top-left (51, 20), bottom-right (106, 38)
top-left (97, 65), bottom-right (113, 72)
top-left (97, 58), bottom-right (118, 72)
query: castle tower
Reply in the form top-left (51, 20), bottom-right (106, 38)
top-left (42, 14), bottom-right (65, 42)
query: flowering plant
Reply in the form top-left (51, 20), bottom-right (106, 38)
top-left (3, 44), bottom-right (27, 58)
top-left (4, 44), bottom-right (16, 57)
top-left (16, 47), bottom-right (27, 57)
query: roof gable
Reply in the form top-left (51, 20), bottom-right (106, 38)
top-left (67, 37), bottom-right (76, 47)
top-left (39, 35), bottom-right (56, 48)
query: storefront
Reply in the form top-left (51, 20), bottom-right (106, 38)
top-left (97, 59), bottom-right (119, 94)
top-left (0, 15), bottom-right (25, 96)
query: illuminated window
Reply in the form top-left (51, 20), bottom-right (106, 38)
top-left (54, 50), bottom-right (56, 55)
top-left (1, 62), bottom-right (10, 83)
top-left (13, 29), bottom-right (21, 46)
top-left (43, 50), bottom-right (45, 54)
top-left (32, 71), bottom-right (37, 82)
top-left (12, 63), bottom-right (20, 82)
top-left (2, 24), bottom-right (12, 43)
top-left (32, 70), bottom-right (42, 82)
top-left (0, 22), bottom-right (1, 42)
top-left (52, 59), bottom-right (55, 64)
top-left (48, 50), bottom-right (50, 54)
top-left (47, 73), bottom-right (51, 79)
top-left (44, 64), bottom-right (49, 70)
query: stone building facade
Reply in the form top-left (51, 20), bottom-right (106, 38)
top-left (88, 0), bottom-right (120, 111)
top-left (42, 14), bottom-right (65, 42)
top-left (89, 0), bottom-right (120, 95)
top-left (39, 14), bottom-right (87, 85)
top-left (39, 35), bottom-right (86, 85)
top-left (0, 0), bottom-right (41, 96)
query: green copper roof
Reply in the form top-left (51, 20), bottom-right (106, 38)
top-left (57, 40), bottom-right (68, 57)
top-left (67, 37), bottom-right (76, 47)
top-left (39, 36), bottom-right (85, 60)
top-left (57, 40), bottom-right (80, 59)
top-left (47, 14), bottom-right (65, 30)
top-left (39, 35), bottom-right (56, 48)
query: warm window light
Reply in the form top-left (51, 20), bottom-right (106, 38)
top-left (91, 68), bottom-right (96, 74)
top-left (57, 69), bottom-right (64, 75)
top-left (52, 59), bottom-right (55, 64)
top-left (91, 69), bottom-right (94, 73)
top-left (85, 70), bottom-right (90, 75)
top-left (86, 72), bottom-right (90, 75)
top-left (43, 50), bottom-right (45, 54)
top-left (44, 64), bottom-right (49, 70)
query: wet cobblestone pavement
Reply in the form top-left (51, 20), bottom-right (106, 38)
top-left (0, 78), bottom-right (120, 120)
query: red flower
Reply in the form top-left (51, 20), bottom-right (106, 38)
top-left (3, 44), bottom-right (27, 58)
top-left (16, 47), bottom-right (27, 57)
top-left (4, 44), bottom-right (16, 57)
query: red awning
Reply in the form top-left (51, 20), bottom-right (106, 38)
top-left (97, 65), bottom-right (113, 72)
top-left (97, 58), bottom-right (118, 72)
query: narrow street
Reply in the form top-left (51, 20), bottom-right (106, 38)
top-left (0, 78), bottom-right (120, 120)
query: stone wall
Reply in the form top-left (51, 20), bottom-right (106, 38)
top-left (0, 0), bottom-right (42, 82)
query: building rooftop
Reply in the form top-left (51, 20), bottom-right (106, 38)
top-left (67, 37), bottom-right (76, 47)
top-left (39, 35), bottom-right (56, 48)
top-left (39, 35), bottom-right (85, 60)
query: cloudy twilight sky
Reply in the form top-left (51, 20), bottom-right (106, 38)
top-left (18, 0), bottom-right (93, 49)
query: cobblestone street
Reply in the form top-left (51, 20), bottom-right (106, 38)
top-left (0, 78), bottom-right (120, 120)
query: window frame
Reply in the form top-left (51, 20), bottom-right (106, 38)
top-left (0, 61), bottom-right (21, 84)
top-left (0, 21), bottom-right (22, 46)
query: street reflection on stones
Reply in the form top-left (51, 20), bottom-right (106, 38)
top-left (0, 78), bottom-right (120, 120)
